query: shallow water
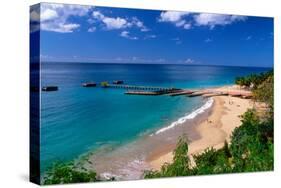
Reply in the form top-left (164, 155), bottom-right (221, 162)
top-left (86, 98), bottom-right (213, 180)
top-left (40, 62), bottom-right (269, 174)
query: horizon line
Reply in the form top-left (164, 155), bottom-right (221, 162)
top-left (40, 60), bottom-right (273, 69)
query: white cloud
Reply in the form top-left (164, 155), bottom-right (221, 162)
top-left (141, 28), bottom-right (149, 32)
top-left (159, 11), bottom-right (191, 30)
top-left (175, 20), bottom-right (186, 27)
top-left (41, 9), bottom-right (58, 21)
top-left (194, 13), bottom-right (247, 29)
top-left (88, 26), bottom-right (96, 32)
top-left (183, 23), bottom-right (192, 29)
top-left (171, 37), bottom-right (182, 45)
top-left (30, 5), bottom-right (40, 33)
top-left (39, 3), bottom-right (91, 33)
top-left (184, 58), bottom-right (195, 64)
top-left (159, 11), bottom-right (247, 30)
top-left (103, 17), bottom-right (128, 29)
top-left (130, 57), bottom-right (166, 63)
top-left (30, 10), bottom-right (40, 22)
top-left (92, 11), bottom-right (148, 31)
top-left (177, 58), bottom-right (197, 64)
top-left (120, 31), bottom-right (138, 40)
top-left (30, 23), bottom-right (40, 33)
top-left (159, 11), bottom-right (190, 22)
top-left (92, 11), bottom-right (105, 19)
top-left (131, 17), bottom-right (149, 31)
top-left (42, 55), bottom-right (167, 64)
top-left (144, 34), bottom-right (157, 39)
top-left (41, 23), bottom-right (80, 33)
top-left (120, 31), bottom-right (129, 37)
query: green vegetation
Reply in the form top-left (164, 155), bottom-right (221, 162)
top-left (235, 70), bottom-right (273, 89)
top-left (253, 74), bottom-right (274, 115)
top-left (236, 69), bottom-right (273, 116)
top-left (145, 136), bottom-right (192, 178)
top-left (229, 109), bottom-right (273, 172)
top-left (43, 162), bottom-right (99, 185)
top-left (145, 70), bottom-right (274, 179)
top-left (101, 81), bottom-right (109, 87)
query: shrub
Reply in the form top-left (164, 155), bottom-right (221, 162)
top-left (144, 136), bottom-right (191, 178)
top-left (43, 163), bottom-right (98, 185)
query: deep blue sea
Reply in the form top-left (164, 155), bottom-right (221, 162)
top-left (40, 62), bottom-right (269, 173)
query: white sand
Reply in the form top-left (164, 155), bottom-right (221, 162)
top-left (148, 88), bottom-right (253, 170)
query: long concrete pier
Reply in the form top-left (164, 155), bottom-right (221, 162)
top-left (168, 90), bottom-right (195, 96)
top-left (125, 90), bottom-right (164, 95)
top-left (124, 88), bottom-right (183, 95)
top-left (105, 84), bottom-right (182, 92)
top-left (83, 81), bottom-right (253, 98)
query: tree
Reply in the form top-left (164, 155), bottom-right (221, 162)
top-left (43, 163), bottom-right (98, 185)
top-left (235, 70), bottom-right (273, 89)
top-left (253, 75), bottom-right (274, 116)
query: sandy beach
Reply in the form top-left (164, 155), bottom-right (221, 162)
top-left (148, 86), bottom-right (254, 170)
top-left (82, 85), bottom-right (256, 179)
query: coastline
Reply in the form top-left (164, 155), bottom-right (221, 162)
top-left (83, 91), bottom-right (215, 180)
top-left (147, 86), bottom-right (253, 170)
top-left (81, 85), bottom-right (254, 179)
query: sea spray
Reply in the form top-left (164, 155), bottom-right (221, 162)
top-left (152, 97), bottom-right (214, 136)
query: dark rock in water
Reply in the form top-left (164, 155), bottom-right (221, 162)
top-left (82, 82), bottom-right (97, 87)
top-left (113, 80), bottom-right (124, 84)
top-left (42, 86), bottom-right (58, 91)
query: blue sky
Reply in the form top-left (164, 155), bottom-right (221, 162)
top-left (31, 3), bottom-right (274, 67)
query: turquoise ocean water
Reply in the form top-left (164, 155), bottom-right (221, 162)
top-left (40, 63), bottom-right (269, 174)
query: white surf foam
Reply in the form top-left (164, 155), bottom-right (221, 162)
top-left (152, 97), bottom-right (214, 136)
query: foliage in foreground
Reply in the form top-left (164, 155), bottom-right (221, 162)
top-left (145, 71), bottom-right (274, 178)
top-left (144, 136), bottom-right (192, 178)
top-left (144, 109), bottom-right (273, 178)
top-left (43, 162), bottom-right (99, 185)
